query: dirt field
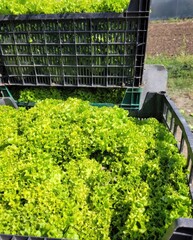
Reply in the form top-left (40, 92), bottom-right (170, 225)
top-left (147, 19), bottom-right (193, 56)
top-left (146, 19), bottom-right (193, 128)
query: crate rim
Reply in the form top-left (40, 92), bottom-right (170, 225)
top-left (0, 12), bottom-right (150, 22)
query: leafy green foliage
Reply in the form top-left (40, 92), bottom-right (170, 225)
top-left (0, 0), bottom-right (130, 14)
top-left (17, 87), bottom-right (125, 104)
top-left (0, 99), bottom-right (191, 239)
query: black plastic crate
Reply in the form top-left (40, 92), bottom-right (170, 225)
top-left (162, 218), bottom-right (193, 240)
top-left (0, 92), bottom-right (193, 239)
top-left (126, 92), bottom-right (193, 239)
top-left (131, 92), bottom-right (193, 198)
top-left (0, 235), bottom-right (68, 240)
top-left (0, 0), bottom-right (150, 88)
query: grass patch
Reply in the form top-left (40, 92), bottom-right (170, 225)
top-left (149, 18), bottom-right (193, 24)
top-left (146, 54), bottom-right (193, 92)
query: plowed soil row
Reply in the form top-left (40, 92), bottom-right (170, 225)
top-left (147, 19), bottom-right (193, 56)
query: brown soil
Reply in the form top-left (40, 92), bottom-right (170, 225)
top-left (170, 91), bottom-right (193, 127)
top-left (147, 19), bottom-right (193, 56)
top-left (146, 19), bottom-right (193, 128)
